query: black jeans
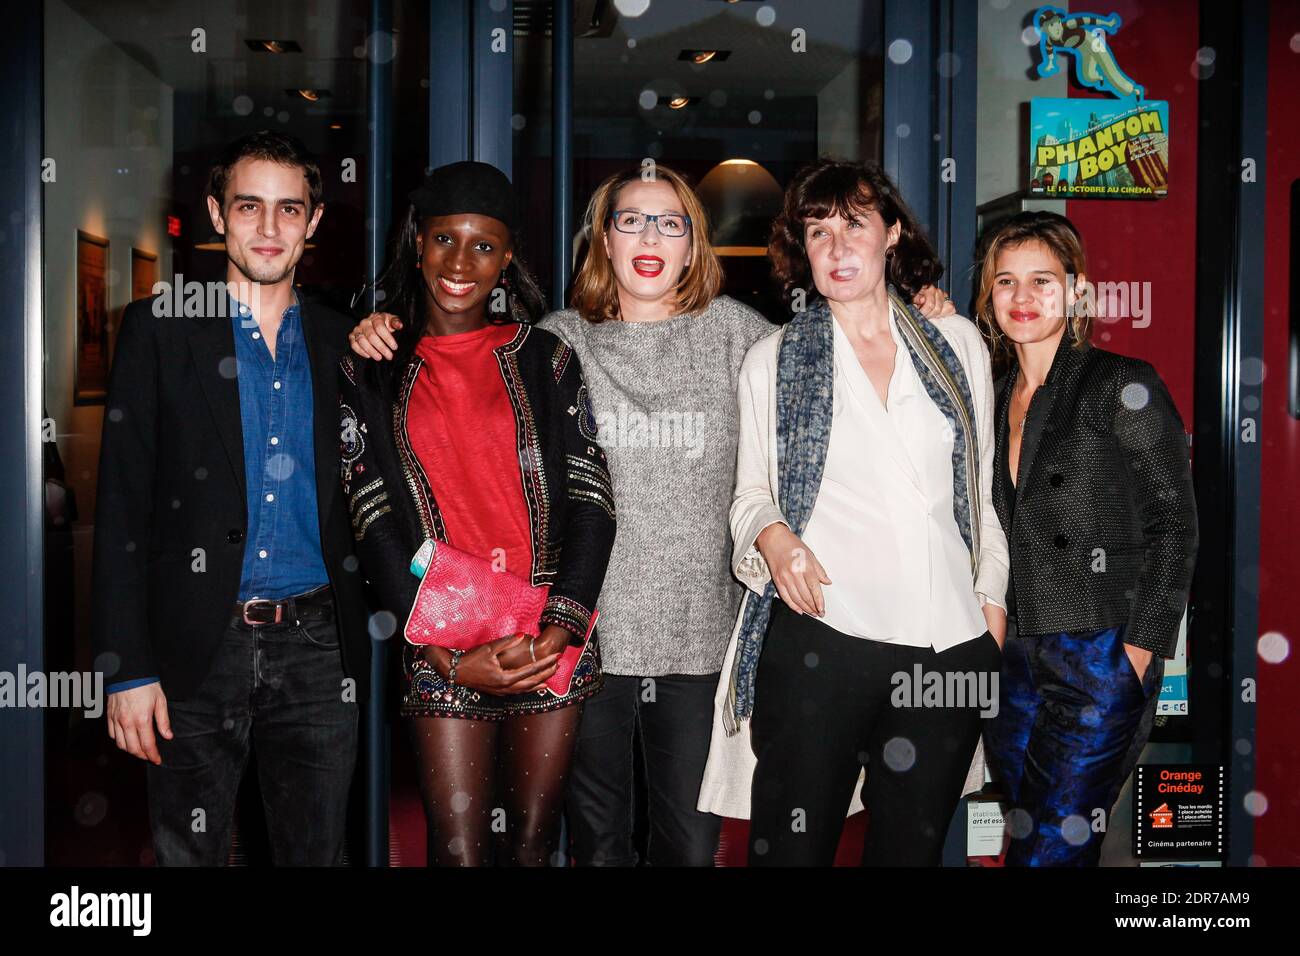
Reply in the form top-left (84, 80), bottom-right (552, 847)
top-left (566, 672), bottom-right (722, 866)
top-left (146, 606), bottom-right (358, 865)
top-left (749, 600), bottom-right (1000, 866)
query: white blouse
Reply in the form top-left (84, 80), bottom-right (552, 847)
top-left (798, 308), bottom-right (991, 650)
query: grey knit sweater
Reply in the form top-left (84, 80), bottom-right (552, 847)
top-left (539, 296), bottom-right (773, 675)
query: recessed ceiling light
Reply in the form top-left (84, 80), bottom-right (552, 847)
top-left (286, 89), bottom-right (331, 100)
top-left (678, 49), bottom-right (731, 63)
top-left (246, 39), bottom-right (302, 53)
top-left (658, 95), bottom-right (699, 109)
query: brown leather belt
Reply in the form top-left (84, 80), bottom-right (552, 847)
top-left (234, 585), bottom-right (333, 626)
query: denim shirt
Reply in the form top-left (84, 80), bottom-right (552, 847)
top-left (232, 296), bottom-right (329, 600)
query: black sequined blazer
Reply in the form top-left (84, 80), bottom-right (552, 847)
top-left (337, 322), bottom-right (616, 640)
top-left (992, 332), bottom-right (1198, 658)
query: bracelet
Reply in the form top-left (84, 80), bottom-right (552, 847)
top-left (529, 637), bottom-right (537, 663)
top-left (448, 648), bottom-right (464, 686)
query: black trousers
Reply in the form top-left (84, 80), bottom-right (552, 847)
top-left (748, 600), bottom-right (1000, 866)
top-left (147, 605), bottom-right (359, 865)
top-left (565, 672), bottom-right (723, 866)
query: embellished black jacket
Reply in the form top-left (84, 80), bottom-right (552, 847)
top-left (337, 322), bottom-right (616, 639)
top-left (993, 332), bottom-right (1198, 658)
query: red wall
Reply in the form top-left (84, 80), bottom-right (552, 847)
top-left (1255, 0), bottom-right (1300, 866)
top-left (1064, 0), bottom-right (1198, 423)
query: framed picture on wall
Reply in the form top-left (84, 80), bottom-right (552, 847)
top-left (126, 247), bottom-right (159, 371)
top-left (73, 230), bottom-right (110, 406)
top-left (131, 247), bottom-right (158, 302)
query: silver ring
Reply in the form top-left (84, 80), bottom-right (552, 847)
top-left (529, 637), bottom-right (537, 662)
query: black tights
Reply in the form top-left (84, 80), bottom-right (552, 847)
top-left (407, 704), bottom-right (582, 866)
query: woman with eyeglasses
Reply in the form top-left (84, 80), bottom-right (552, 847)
top-left (349, 163), bottom-right (953, 866)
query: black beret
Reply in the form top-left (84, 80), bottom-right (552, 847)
top-left (408, 161), bottom-right (515, 228)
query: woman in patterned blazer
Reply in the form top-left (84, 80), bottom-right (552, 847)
top-left (976, 211), bottom-right (1198, 866)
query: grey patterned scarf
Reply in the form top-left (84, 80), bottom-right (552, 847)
top-left (724, 287), bottom-right (982, 733)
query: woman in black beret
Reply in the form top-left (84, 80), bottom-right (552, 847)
top-left (338, 161), bottom-right (616, 866)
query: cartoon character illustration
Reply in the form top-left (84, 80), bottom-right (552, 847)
top-left (1034, 6), bottom-right (1144, 100)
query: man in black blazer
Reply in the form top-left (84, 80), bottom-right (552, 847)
top-left (93, 131), bottom-right (368, 865)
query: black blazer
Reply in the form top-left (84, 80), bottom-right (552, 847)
top-left (992, 333), bottom-right (1198, 658)
top-left (337, 322), bottom-right (616, 639)
top-left (91, 295), bottom-right (371, 701)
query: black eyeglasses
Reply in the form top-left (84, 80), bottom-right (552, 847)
top-left (609, 209), bottom-right (692, 238)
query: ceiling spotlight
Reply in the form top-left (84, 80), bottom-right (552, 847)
top-left (669, 96), bottom-right (691, 109)
top-left (286, 89), bottom-right (331, 100)
top-left (678, 49), bottom-right (731, 63)
top-left (246, 38), bottom-right (302, 53)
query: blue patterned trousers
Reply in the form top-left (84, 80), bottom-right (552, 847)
top-left (984, 621), bottom-right (1164, 866)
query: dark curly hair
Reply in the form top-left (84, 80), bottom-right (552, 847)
top-left (768, 158), bottom-right (942, 307)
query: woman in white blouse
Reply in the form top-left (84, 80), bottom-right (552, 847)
top-left (699, 159), bottom-right (1009, 866)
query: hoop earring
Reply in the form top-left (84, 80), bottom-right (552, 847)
top-left (416, 250), bottom-right (423, 266)
top-left (499, 269), bottom-right (513, 296)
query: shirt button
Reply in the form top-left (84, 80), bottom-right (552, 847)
top-left (273, 381), bottom-right (282, 390)
top-left (1054, 534), bottom-right (1069, 549)
top-left (265, 493), bottom-right (275, 502)
top-left (227, 529), bottom-right (244, 544)
top-left (1050, 473), bottom-right (1064, 487)
top-left (258, 549), bottom-right (268, 559)
top-left (252, 331), bottom-right (260, 340)
top-left (270, 436), bottom-right (279, 445)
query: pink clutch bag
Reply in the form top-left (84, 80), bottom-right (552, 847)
top-left (403, 539), bottom-right (593, 697)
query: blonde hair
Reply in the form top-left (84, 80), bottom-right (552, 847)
top-left (974, 211), bottom-right (1093, 357)
top-left (569, 164), bottom-right (723, 323)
